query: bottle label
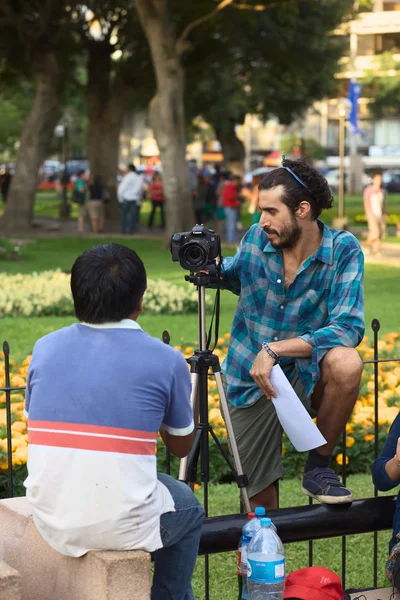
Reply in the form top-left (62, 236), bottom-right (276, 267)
top-left (242, 534), bottom-right (252, 545)
top-left (238, 550), bottom-right (242, 575)
top-left (247, 558), bottom-right (285, 583)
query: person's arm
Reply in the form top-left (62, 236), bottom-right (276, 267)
top-left (363, 187), bottom-right (371, 217)
top-left (160, 352), bottom-right (195, 458)
top-left (117, 175), bottom-right (128, 203)
top-left (251, 237), bottom-right (364, 398)
top-left (372, 414), bottom-right (400, 491)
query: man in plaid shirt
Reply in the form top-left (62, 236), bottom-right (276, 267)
top-left (220, 158), bottom-right (364, 508)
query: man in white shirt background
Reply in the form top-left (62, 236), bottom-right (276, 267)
top-left (118, 164), bottom-right (145, 234)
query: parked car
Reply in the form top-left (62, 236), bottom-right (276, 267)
top-left (382, 170), bottom-right (400, 193)
top-left (324, 169), bottom-right (371, 193)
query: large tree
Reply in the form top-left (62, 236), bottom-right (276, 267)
top-left (0, 0), bottom-right (76, 231)
top-left (80, 1), bottom-right (153, 216)
top-left (134, 0), bottom-right (352, 239)
top-left (185, 0), bottom-right (350, 173)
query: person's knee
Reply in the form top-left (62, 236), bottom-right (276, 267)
top-left (321, 347), bottom-right (363, 392)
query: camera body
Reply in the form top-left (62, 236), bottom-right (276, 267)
top-left (171, 224), bottom-right (221, 272)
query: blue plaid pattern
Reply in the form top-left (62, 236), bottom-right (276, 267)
top-left (220, 222), bottom-right (365, 407)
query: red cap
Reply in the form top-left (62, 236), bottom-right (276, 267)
top-left (248, 512), bottom-right (255, 520)
top-left (284, 567), bottom-right (343, 600)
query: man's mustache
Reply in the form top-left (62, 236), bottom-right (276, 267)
top-left (264, 227), bottom-right (279, 236)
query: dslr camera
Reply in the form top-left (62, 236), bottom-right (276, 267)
top-left (170, 224), bottom-right (221, 272)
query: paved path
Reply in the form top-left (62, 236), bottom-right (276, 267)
top-left (11, 216), bottom-right (400, 267)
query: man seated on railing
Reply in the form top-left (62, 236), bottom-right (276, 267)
top-left (23, 243), bottom-right (203, 600)
top-left (372, 411), bottom-right (400, 588)
top-left (220, 158), bottom-right (365, 509)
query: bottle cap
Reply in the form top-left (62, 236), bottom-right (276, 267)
top-left (248, 512), bottom-right (255, 520)
top-left (260, 518), bottom-right (272, 527)
top-left (254, 507), bottom-right (266, 516)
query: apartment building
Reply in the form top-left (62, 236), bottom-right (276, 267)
top-left (237, 0), bottom-right (400, 178)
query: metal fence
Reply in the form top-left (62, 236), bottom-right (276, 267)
top-left (1, 318), bottom-right (399, 595)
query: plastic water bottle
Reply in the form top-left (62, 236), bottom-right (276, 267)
top-left (247, 518), bottom-right (285, 600)
top-left (238, 512), bottom-right (255, 600)
top-left (241, 507), bottom-right (266, 599)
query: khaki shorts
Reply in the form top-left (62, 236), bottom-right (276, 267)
top-left (88, 199), bottom-right (104, 221)
top-left (224, 375), bottom-right (311, 498)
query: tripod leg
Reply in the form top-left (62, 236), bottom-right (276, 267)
top-left (215, 371), bottom-right (251, 512)
top-left (178, 373), bottom-right (200, 482)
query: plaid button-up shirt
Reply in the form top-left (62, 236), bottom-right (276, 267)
top-left (220, 222), bottom-right (365, 408)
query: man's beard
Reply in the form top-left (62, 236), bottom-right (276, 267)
top-left (264, 216), bottom-right (302, 250)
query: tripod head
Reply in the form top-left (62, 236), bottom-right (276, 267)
top-left (185, 263), bottom-right (220, 288)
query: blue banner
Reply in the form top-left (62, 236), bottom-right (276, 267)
top-left (348, 81), bottom-right (362, 134)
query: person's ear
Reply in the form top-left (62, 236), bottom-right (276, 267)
top-left (295, 201), bottom-right (311, 220)
top-left (137, 297), bottom-right (144, 314)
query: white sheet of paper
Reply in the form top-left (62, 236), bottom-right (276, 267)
top-left (270, 365), bottom-right (326, 452)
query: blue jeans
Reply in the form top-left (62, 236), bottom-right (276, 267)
top-left (121, 201), bottom-right (139, 234)
top-left (224, 206), bottom-right (238, 243)
top-left (153, 474), bottom-right (204, 600)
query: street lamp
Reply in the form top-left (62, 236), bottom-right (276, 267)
top-left (337, 98), bottom-right (352, 224)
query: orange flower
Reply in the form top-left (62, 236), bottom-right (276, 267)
top-left (336, 453), bottom-right (349, 466)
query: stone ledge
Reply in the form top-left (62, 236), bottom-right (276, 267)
top-left (0, 498), bottom-right (151, 600)
top-left (349, 588), bottom-right (395, 599)
top-left (0, 560), bottom-right (22, 600)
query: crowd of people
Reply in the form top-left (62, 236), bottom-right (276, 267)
top-left (68, 162), bottom-right (262, 240)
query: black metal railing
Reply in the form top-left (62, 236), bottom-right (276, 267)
top-left (1, 319), bottom-right (399, 596)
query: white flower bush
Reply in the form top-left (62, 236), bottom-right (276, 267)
top-left (0, 270), bottom-right (209, 318)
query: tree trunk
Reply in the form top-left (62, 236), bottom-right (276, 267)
top-left (87, 43), bottom-right (129, 221)
top-left (2, 52), bottom-right (61, 231)
top-left (215, 118), bottom-right (245, 176)
top-left (135, 0), bottom-right (194, 242)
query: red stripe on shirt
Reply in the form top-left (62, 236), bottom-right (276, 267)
top-left (28, 420), bottom-right (157, 440)
top-left (28, 430), bottom-right (156, 455)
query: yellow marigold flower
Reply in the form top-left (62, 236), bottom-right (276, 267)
top-left (346, 423), bottom-right (353, 434)
top-left (0, 457), bottom-right (8, 471)
top-left (194, 483), bottom-right (201, 491)
top-left (11, 421), bottom-right (26, 433)
top-left (336, 453), bottom-right (349, 466)
top-left (364, 434), bottom-right (375, 443)
top-left (13, 446), bottom-right (28, 465)
top-left (346, 436), bottom-right (355, 448)
top-left (224, 333), bottom-right (230, 339)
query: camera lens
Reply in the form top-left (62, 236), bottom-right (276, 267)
top-left (180, 240), bottom-right (208, 271)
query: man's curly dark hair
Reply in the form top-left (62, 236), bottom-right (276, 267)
top-left (258, 158), bottom-right (334, 220)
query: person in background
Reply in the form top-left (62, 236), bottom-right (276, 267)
top-left (372, 410), bottom-right (400, 588)
top-left (148, 172), bottom-right (165, 229)
top-left (118, 164), bottom-right (145, 234)
top-left (223, 175), bottom-right (242, 244)
top-left (193, 174), bottom-right (207, 225)
top-left (75, 170), bottom-right (88, 234)
top-left (88, 176), bottom-right (107, 234)
top-left (242, 174), bottom-right (263, 226)
top-left (0, 165), bottom-right (12, 204)
top-left (203, 174), bottom-right (217, 222)
top-left (284, 566), bottom-right (345, 600)
top-left (364, 173), bottom-right (386, 256)
top-left (215, 172), bottom-right (230, 236)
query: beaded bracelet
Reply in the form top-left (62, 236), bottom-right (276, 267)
top-left (261, 342), bottom-right (280, 365)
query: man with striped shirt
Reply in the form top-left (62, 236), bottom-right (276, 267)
top-left (221, 159), bottom-right (365, 509)
top-left (24, 244), bottom-right (203, 600)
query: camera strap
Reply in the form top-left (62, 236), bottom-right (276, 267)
top-left (206, 262), bottom-right (222, 352)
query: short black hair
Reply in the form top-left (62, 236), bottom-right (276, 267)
top-left (258, 158), bottom-right (333, 220)
top-left (128, 164), bottom-right (136, 172)
top-left (70, 244), bottom-right (147, 324)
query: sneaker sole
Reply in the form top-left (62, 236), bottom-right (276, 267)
top-left (301, 486), bottom-right (354, 505)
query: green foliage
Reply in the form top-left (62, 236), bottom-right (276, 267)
top-left (363, 52), bottom-right (400, 119)
top-left (280, 135), bottom-right (326, 163)
top-left (0, 238), bottom-right (26, 261)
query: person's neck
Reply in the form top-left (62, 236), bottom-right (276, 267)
top-left (282, 220), bottom-right (322, 267)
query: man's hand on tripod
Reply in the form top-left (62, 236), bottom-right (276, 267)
top-left (250, 349), bottom-right (276, 399)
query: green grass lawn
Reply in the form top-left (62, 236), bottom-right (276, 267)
top-left (192, 475), bottom-right (394, 597)
top-left (0, 237), bottom-right (399, 358)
